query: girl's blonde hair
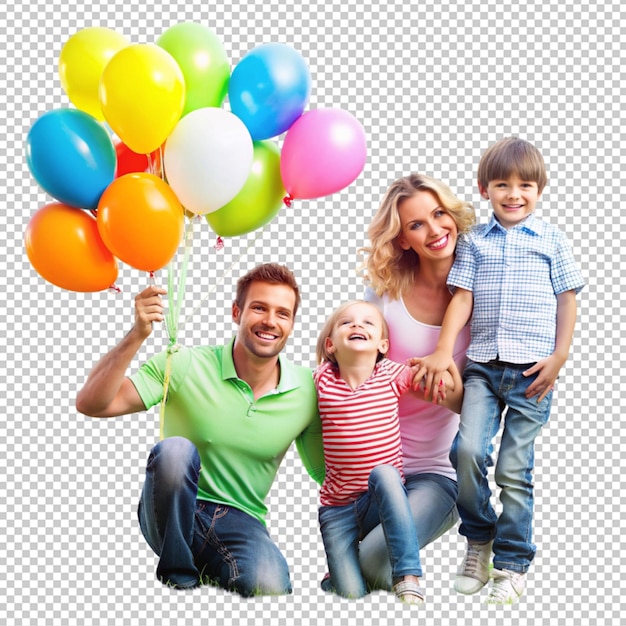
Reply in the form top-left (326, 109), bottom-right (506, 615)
top-left (359, 173), bottom-right (475, 300)
top-left (316, 300), bottom-right (389, 365)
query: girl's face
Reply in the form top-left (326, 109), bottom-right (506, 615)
top-left (325, 302), bottom-right (388, 362)
top-left (396, 190), bottom-right (459, 261)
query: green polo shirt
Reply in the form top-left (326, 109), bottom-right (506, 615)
top-left (130, 336), bottom-right (324, 524)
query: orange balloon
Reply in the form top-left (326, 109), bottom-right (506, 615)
top-left (97, 173), bottom-right (184, 272)
top-left (25, 202), bottom-right (118, 292)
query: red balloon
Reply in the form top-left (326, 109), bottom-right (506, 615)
top-left (25, 202), bottom-right (118, 292)
top-left (115, 141), bottom-right (149, 177)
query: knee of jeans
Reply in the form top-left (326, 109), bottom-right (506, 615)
top-left (150, 437), bottom-right (200, 487)
top-left (233, 559), bottom-right (292, 597)
top-left (494, 457), bottom-right (529, 488)
top-left (454, 434), bottom-right (488, 467)
top-left (368, 464), bottom-right (401, 489)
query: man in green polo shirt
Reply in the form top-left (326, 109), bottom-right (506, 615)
top-left (76, 264), bottom-right (325, 596)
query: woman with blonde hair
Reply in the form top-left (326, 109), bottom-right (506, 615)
top-left (355, 173), bottom-right (475, 592)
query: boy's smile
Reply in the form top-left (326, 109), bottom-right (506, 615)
top-left (479, 175), bottom-right (541, 229)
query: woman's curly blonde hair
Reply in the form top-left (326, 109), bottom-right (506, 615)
top-left (359, 173), bottom-right (475, 300)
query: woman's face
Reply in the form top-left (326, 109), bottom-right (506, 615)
top-left (396, 190), bottom-right (459, 261)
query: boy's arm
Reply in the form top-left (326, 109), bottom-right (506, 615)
top-left (437, 360), bottom-right (464, 413)
top-left (523, 290), bottom-right (577, 402)
top-left (413, 287), bottom-right (474, 399)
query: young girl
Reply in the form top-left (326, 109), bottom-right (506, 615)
top-left (314, 300), bottom-right (454, 604)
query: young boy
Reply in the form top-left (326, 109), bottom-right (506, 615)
top-left (416, 137), bottom-right (584, 604)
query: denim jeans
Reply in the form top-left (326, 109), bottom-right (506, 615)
top-left (358, 472), bottom-right (459, 590)
top-left (137, 437), bottom-right (292, 596)
top-left (450, 359), bottom-right (553, 574)
top-left (318, 464), bottom-right (421, 598)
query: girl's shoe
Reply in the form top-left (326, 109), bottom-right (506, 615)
top-left (392, 580), bottom-right (425, 605)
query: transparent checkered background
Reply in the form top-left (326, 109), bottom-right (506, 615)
top-left (1, 0), bottom-right (624, 624)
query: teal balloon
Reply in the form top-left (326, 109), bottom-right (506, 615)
top-left (26, 108), bottom-right (116, 210)
top-left (206, 140), bottom-right (285, 236)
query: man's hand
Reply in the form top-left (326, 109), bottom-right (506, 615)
top-left (134, 286), bottom-right (167, 339)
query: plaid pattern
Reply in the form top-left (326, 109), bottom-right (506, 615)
top-left (448, 213), bottom-right (585, 363)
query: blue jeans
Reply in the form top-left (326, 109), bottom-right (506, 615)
top-left (318, 464), bottom-right (421, 598)
top-left (137, 437), bottom-right (291, 596)
top-left (359, 472), bottom-right (459, 590)
top-left (450, 359), bottom-right (553, 574)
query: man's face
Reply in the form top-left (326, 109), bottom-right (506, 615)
top-left (232, 281), bottom-right (296, 360)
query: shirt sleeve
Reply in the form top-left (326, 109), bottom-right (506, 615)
top-left (384, 360), bottom-right (413, 396)
top-left (294, 405), bottom-right (325, 485)
top-left (129, 350), bottom-right (168, 410)
top-left (446, 234), bottom-right (476, 292)
top-left (551, 230), bottom-right (585, 295)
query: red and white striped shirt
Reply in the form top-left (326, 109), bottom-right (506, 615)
top-left (314, 359), bottom-right (413, 506)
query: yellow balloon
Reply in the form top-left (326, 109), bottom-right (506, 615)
top-left (100, 44), bottom-right (185, 154)
top-left (58, 27), bottom-right (129, 120)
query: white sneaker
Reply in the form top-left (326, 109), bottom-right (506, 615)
top-left (485, 568), bottom-right (526, 604)
top-left (454, 539), bottom-right (493, 594)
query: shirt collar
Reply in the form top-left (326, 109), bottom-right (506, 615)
top-left (221, 335), bottom-right (301, 392)
top-left (484, 212), bottom-right (541, 236)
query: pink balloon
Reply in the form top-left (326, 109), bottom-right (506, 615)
top-left (280, 108), bottom-right (367, 200)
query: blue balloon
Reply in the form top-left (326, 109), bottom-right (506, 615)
top-left (26, 108), bottom-right (116, 210)
top-left (229, 43), bottom-right (311, 141)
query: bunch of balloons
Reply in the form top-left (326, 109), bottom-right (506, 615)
top-left (24, 22), bottom-right (368, 292)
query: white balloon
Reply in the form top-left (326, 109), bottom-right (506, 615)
top-left (164, 108), bottom-right (253, 215)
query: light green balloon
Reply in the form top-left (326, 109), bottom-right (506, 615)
top-left (206, 140), bottom-right (286, 237)
top-left (157, 22), bottom-right (230, 116)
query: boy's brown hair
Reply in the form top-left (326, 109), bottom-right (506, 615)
top-left (478, 137), bottom-right (548, 193)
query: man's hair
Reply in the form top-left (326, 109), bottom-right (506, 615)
top-left (235, 263), bottom-right (301, 317)
top-left (477, 137), bottom-right (548, 193)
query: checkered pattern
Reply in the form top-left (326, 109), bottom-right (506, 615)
top-left (1, 0), bottom-right (624, 625)
top-left (449, 214), bottom-right (585, 363)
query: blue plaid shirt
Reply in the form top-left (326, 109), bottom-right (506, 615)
top-left (448, 213), bottom-right (585, 364)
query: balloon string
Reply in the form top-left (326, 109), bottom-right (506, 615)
top-left (180, 225), bottom-right (266, 329)
top-left (158, 221), bottom-right (265, 439)
top-left (147, 147), bottom-right (164, 179)
top-left (158, 217), bottom-right (195, 440)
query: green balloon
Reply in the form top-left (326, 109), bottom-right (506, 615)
top-left (157, 22), bottom-right (230, 115)
top-left (206, 140), bottom-right (285, 237)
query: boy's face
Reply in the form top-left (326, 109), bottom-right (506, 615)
top-left (479, 175), bottom-right (542, 229)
